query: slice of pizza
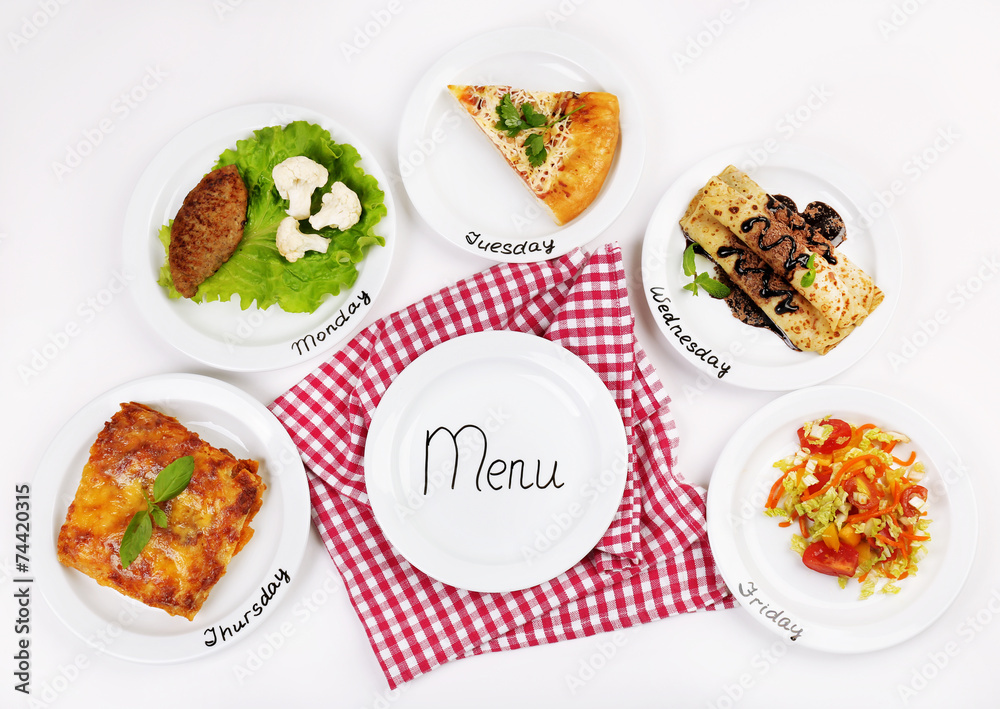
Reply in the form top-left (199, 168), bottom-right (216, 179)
top-left (447, 84), bottom-right (620, 225)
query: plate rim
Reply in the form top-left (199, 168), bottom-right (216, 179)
top-left (363, 330), bottom-right (629, 593)
top-left (33, 372), bottom-right (311, 663)
top-left (640, 142), bottom-right (903, 390)
top-left (397, 26), bottom-right (645, 263)
top-left (705, 384), bottom-right (979, 652)
top-left (122, 101), bottom-right (396, 372)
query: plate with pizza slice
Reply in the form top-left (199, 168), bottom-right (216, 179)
top-left (398, 27), bottom-right (645, 262)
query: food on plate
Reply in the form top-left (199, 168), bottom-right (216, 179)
top-left (679, 166), bottom-right (883, 353)
top-left (276, 216), bottom-right (329, 263)
top-left (272, 155), bottom-right (329, 219)
top-left (56, 402), bottom-right (265, 620)
top-left (309, 181), bottom-right (362, 231)
top-left (168, 164), bottom-right (248, 298)
top-left (157, 120), bottom-right (387, 313)
top-left (447, 84), bottom-right (620, 225)
top-left (763, 417), bottom-right (930, 598)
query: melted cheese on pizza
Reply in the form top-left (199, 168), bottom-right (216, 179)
top-left (448, 84), bottom-right (620, 225)
top-left (56, 402), bottom-right (264, 620)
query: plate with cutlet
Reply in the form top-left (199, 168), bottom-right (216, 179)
top-left (122, 102), bottom-right (395, 371)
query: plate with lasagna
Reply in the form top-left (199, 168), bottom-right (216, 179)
top-left (398, 27), bottom-right (645, 262)
top-left (122, 102), bottom-right (396, 371)
top-left (640, 144), bottom-right (902, 390)
top-left (33, 373), bottom-right (310, 663)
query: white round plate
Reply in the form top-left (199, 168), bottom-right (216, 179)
top-left (398, 27), bottom-right (644, 262)
top-left (122, 102), bottom-right (396, 371)
top-left (364, 331), bottom-right (629, 593)
top-left (33, 373), bottom-right (310, 663)
top-left (706, 386), bottom-right (978, 652)
top-left (641, 144), bottom-right (902, 389)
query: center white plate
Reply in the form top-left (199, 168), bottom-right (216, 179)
top-left (706, 386), bottom-right (978, 652)
top-left (33, 373), bottom-right (310, 663)
top-left (122, 102), bottom-right (396, 371)
top-left (364, 330), bottom-right (628, 593)
top-left (641, 144), bottom-right (902, 389)
top-left (398, 27), bottom-right (645, 262)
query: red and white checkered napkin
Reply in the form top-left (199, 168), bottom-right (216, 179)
top-left (269, 243), bottom-right (735, 687)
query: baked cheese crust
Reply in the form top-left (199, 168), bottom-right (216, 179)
top-left (447, 85), bottom-right (620, 225)
top-left (56, 402), bottom-right (265, 620)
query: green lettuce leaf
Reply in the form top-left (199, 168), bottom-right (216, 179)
top-left (157, 120), bottom-right (386, 313)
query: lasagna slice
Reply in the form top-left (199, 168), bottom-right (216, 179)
top-left (57, 402), bottom-right (265, 620)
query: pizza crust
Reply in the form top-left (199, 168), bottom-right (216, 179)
top-left (447, 85), bottom-right (620, 226)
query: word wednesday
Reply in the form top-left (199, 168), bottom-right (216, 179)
top-left (424, 424), bottom-right (564, 494)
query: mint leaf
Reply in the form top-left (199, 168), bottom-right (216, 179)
top-left (153, 455), bottom-right (194, 503)
top-left (683, 243), bottom-right (698, 277)
top-left (120, 510), bottom-right (152, 569)
top-left (801, 253), bottom-right (817, 288)
top-left (696, 272), bottom-right (732, 298)
top-left (682, 243), bottom-right (730, 298)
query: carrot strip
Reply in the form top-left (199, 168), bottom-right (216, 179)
top-left (893, 450), bottom-right (917, 467)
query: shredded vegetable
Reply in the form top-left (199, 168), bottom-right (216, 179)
top-left (764, 417), bottom-right (931, 598)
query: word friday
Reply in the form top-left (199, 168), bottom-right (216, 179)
top-left (424, 424), bottom-right (564, 494)
top-left (464, 231), bottom-right (556, 257)
top-left (738, 581), bottom-right (804, 642)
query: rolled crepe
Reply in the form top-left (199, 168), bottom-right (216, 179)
top-left (680, 192), bottom-right (855, 355)
top-left (701, 166), bottom-right (882, 330)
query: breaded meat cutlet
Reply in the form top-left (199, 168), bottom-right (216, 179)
top-left (168, 164), bottom-right (248, 298)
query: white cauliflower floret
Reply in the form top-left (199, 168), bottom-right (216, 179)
top-left (272, 156), bottom-right (329, 219)
top-left (308, 181), bottom-right (362, 231)
top-left (275, 216), bottom-right (329, 263)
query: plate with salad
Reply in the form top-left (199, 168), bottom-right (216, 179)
top-left (706, 385), bottom-right (977, 652)
top-left (123, 103), bottom-right (395, 371)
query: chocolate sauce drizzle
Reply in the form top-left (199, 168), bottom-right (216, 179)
top-left (716, 245), bottom-right (799, 315)
top-left (739, 196), bottom-right (841, 274)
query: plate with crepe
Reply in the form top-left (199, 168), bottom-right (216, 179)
top-left (641, 144), bottom-right (901, 390)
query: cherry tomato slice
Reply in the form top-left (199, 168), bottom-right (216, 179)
top-left (844, 476), bottom-right (878, 513)
top-left (806, 470), bottom-right (832, 496)
top-left (900, 485), bottom-right (928, 517)
top-left (797, 418), bottom-right (853, 455)
top-left (802, 540), bottom-right (859, 577)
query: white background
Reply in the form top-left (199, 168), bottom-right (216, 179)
top-left (3, 1), bottom-right (999, 707)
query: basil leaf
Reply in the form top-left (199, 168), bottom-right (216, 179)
top-left (149, 504), bottom-right (168, 528)
top-left (682, 243), bottom-right (697, 277)
top-left (153, 455), bottom-right (194, 503)
top-left (696, 272), bottom-right (732, 298)
top-left (120, 509), bottom-right (152, 569)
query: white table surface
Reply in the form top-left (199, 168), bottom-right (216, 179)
top-left (3, 1), bottom-right (998, 707)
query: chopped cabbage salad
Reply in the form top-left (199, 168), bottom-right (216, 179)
top-left (764, 417), bottom-right (931, 598)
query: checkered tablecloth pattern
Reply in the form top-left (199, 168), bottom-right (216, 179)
top-left (269, 243), bottom-right (735, 687)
